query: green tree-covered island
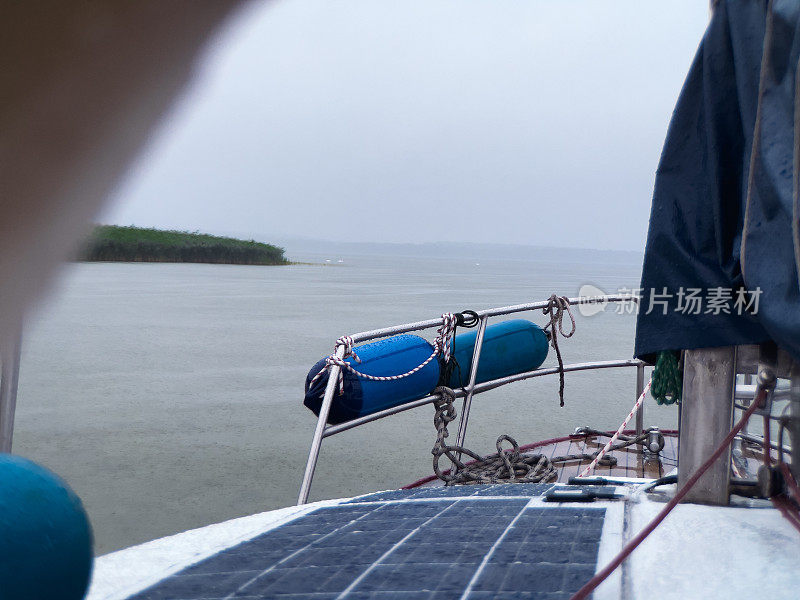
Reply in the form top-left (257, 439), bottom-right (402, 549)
top-left (82, 225), bottom-right (289, 265)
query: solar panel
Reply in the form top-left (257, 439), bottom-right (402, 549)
top-left (127, 495), bottom-right (605, 600)
top-left (347, 483), bottom-right (556, 502)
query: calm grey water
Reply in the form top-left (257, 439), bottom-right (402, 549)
top-left (15, 253), bottom-right (678, 554)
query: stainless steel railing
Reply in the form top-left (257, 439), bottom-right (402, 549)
top-left (734, 378), bottom-right (795, 460)
top-left (297, 294), bottom-right (646, 505)
top-left (0, 326), bottom-right (22, 453)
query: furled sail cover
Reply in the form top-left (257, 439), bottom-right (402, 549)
top-left (635, 0), bottom-right (800, 362)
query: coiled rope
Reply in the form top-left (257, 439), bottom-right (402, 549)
top-left (429, 387), bottom-right (661, 486)
top-left (431, 385), bottom-right (560, 484)
top-left (309, 313), bottom-right (458, 395)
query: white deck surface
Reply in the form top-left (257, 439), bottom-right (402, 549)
top-left (628, 491), bottom-right (800, 599)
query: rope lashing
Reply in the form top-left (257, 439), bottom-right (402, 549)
top-left (579, 376), bottom-right (653, 477)
top-left (455, 310), bottom-right (479, 328)
top-left (542, 294), bottom-right (576, 407)
top-left (309, 313), bottom-right (459, 395)
top-left (651, 350), bottom-right (682, 405)
top-left (430, 387), bottom-right (634, 486)
top-left (440, 310), bottom-right (479, 387)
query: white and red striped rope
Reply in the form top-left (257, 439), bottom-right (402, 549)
top-left (310, 313), bottom-right (458, 395)
top-left (578, 377), bottom-right (652, 477)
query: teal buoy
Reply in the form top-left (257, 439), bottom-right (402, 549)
top-left (0, 454), bottom-right (93, 600)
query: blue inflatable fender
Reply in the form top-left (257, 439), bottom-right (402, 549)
top-left (447, 319), bottom-right (549, 388)
top-left (304, 334), bottom-right (441, 424)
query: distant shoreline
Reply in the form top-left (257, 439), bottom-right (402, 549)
top-left (80, 225), bottom-right (290, 266)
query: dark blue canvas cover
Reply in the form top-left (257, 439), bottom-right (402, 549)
top-left (635, 0), bottom-right (800, 362)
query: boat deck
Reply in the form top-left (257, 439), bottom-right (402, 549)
top-left (85, 430), bottom-right (795, 600)
top-left (547, 433), bottom-right (679, 480)
top-left (87, 478), bottom-right (799, 600)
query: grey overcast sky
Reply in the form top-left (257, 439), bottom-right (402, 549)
top-left (102, 0), bottom-right (710, 252)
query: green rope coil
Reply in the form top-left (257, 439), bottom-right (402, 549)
top-left (651, 350), bottom-right (682, 405)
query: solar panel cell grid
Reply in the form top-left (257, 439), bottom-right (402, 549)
top-left (128, 497), bottom-right (605, 600)
top-left (346, 483), bottom-right (555, 503)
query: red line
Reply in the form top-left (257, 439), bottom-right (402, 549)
top-left (779, 463), bottom-right (800, 506)
top-left (569, 392), bottom-right (766, 600)
top-left (772, 496), bottom-right (800, 535)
